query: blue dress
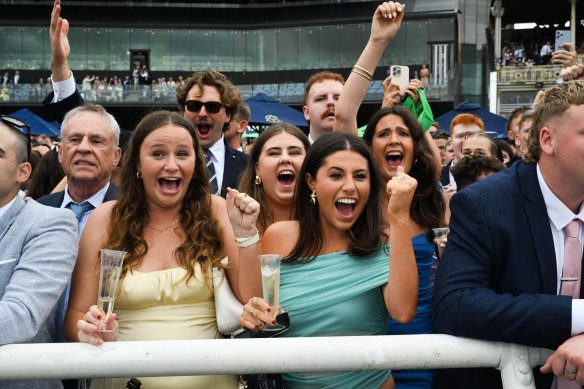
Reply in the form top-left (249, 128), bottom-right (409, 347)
top-left (387, 233), bottom-right (435, 388)
top-left (279, 246), bottom-right (391, 388)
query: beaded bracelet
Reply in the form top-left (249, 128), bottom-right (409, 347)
top-left (234, 229), bottom-right (260, 248)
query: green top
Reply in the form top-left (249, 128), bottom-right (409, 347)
top-left (279, 245), bottom-right (391, 388)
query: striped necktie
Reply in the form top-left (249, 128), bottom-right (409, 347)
top-left (66, 201), bottom-right (95, 222)
top-left (203, 149), bottom-right (220, 195)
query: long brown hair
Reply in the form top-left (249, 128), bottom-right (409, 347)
top-left (238, 123), bottom-right (310, 234)
top-left (363, 106), bottom-right (445, 236)
top-left (106, 111), bottom-right (224, 284)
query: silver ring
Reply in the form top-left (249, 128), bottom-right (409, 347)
top-left (565, 366), bottom-right (577, 375)
top-left (397, 175), bottom-right (404, 181)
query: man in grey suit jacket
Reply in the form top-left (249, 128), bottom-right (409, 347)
top-left (0, 118), bottom-right (78, 388)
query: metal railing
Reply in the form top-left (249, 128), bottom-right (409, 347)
top-left (498, 65), bottom-right (563, 83)
top-left (0, 335), bottom-right (553, 389)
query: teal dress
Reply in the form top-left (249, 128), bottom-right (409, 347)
top-left (279, 246), bottom-right (391, 388)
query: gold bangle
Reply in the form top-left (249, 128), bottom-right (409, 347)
top-left (353, 65), bottom-right (374, 79)
top-left (234, 229), bottom-right (260, 248)
top-left (351, 69), bottom-right (372, 82)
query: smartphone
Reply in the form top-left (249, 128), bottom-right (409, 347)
top-left (555, 30), bottom-right (571, 51)
top-left (390, 65), bottom-right (410, 95)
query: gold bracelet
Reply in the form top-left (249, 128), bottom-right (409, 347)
top-left (353, 65), bottom-right (374, 79)
top-left (351, 69), bottom-right (372, 82)
top-left (234, 229), bottom-right (260, 248)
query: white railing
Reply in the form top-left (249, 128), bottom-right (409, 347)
top-left (0, 335), bottom-right (552, 389)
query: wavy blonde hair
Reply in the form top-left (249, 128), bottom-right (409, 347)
top-left (106, 111), bottom-right (224, 284)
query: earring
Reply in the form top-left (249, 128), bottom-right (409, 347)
top-left (310, 190), bottom-right (317, 204)
top-left (414, 158), bottom-right (418, 165)
top-left (255, 175), bottom-right (262, 185)
top-left (136, 171), bottom-right (142, 179)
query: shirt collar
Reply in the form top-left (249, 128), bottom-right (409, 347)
top-left (537, 163), bottom-right (584, 231)
top-left (61, 181), bottom-right (111, 209)
top-left (208, 135), bottom-right (225, 163)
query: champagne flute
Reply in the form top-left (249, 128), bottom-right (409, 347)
top-left (97, 249), bottom-right (126, 332)
top-left (432, 227), bottom-right (450, 259)
top-left (258, 254), bottom-right (285, 332)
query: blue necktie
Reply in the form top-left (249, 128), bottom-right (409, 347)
top-left (66, 201), bottom-right (95, 222)
top-left (203, 149), bottom-right (220, 196)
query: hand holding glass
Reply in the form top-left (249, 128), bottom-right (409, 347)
top-left (432, 227), bottom-right (450, 258)
top-left (97, 249), bottom-right (126, 332)
top-left (258, 254), bottom-right (284, 332)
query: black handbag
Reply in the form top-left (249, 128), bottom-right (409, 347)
top-left (232, 311), bottom-right (290, 389)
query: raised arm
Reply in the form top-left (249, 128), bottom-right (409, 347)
top-left (334, 2), bottom-right (405, 134)
top-left (50, 0), bottom-right (71, 83)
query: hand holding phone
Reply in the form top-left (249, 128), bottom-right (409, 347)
top-left (390, 65), bottom-right (409, 95)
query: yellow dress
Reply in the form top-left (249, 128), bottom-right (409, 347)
top-left (109, 264), bottom-right (237, 389)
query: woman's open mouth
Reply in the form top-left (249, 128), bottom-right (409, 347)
top-left (158, 177), bottom-right (182, 194)
top-left (277, 170), bottom-right (295, 187)
top-left (386, 151), bottom-right (403, 168)
top-left (335, 198), bottom-right (357, 218)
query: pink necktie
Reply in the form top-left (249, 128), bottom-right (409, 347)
top-left (558, 219), bottom-right (582, 389)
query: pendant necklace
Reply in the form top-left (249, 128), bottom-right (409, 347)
top-left (149, 217), bottom-right (180, 237)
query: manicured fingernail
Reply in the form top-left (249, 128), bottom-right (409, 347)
top-left (272, 320), bottom-right (277, 325)
top-left (97, 314), bottom-right (101, 319)
top-left (267, 307), bottom-right (272, 312)
top-left (393, 12), bottom-right (397, 18)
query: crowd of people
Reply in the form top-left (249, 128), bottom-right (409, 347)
top-left (2, 1), bottom-right (584, 389)
top-left (500, 39), bottom-right (584, 67)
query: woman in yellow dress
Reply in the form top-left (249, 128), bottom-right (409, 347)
top-left (65, 111), bottom-right (262, 388)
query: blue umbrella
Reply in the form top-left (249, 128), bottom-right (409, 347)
top-left (435, 101), bottom-right (508, 139)
top-left (9, 108), bottom-right (60, 136)
top-left (246, 93), bottom-right (307, 128)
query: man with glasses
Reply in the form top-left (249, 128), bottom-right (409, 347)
top-left (176, 70), bottom-right (249, 197)
top-left (439, 113), bottom-right (485, 189)
top-left (0, 116), bottom-right (78, 388)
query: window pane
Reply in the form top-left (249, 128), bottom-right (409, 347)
top-left (339, 25), bottom-right (363, 68)
top-left (319, 26), bottom-right (341, 69)
top-left (245, 31), bottom-right (258, 71)
top-left (233, 31), bottom-right (246, 71)
top-left (277, 28), bottom-right (298, 70)
top-left (193, 30), bottom-right (213, 71)
top-left (109, 29), bottom-right (129, 71)
top-left (298, 27), bottom-right (318, 70)
top-left (171, 30), bottom-right (192, 71)
top-left (258, 30), bottom-right (277, 71)
top-left (0, 27), bottom-right (22, 69)
top-left (68, 29), bottom-right (87, 71)
top-left (214, 30), bottom-right (234, 72)
top-left (21, 28), bottom-right (44, 70)
top-left (429, 19), bottom-right (454, 42)
top-left (150, 30), bottom-right (171, 71)
top-left (130, 29), bottom-right (150, 50)
top-left (385, 23), bottom-right (405, 66)
top-left (87, 28), bottom-right (108, 70)
top-left (405, 21), bottom-right (429, 64)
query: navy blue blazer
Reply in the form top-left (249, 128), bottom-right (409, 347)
top-left (37, 183), bottom-right (119, 208)
top-left (432, 160), bottom-right (576, 389)
top-left (43, 89), bottom-right (84, 123)
top-left (439, 161), bottom-right (452, 187)
top-left (221, 143), bottom-right (249, 198)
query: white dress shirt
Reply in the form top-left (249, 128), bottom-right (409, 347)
top-left (208, 135), bottom-right (226, 192)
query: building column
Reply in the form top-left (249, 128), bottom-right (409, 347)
top-left (491, 0), bottom-right (504, 65)
top-left (570, 0), bottom-right (577, 45)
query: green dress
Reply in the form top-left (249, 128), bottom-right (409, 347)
top-left (279, 246), bottom-right (391, 388)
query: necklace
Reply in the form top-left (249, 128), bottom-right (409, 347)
top-left (149, 217), bottom-right (180, 237)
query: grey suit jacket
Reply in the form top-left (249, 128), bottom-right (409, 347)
top-left (0, 197), bottom-right (78, 389)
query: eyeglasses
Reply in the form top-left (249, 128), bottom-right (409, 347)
top-left (0, 115), bottom-right (31, 162)
top-left (185, 100), bottom-right (224, 114)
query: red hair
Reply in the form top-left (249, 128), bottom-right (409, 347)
top-left (450, 113), bottom-right (484, 133)
top-left (302, 72), bottom-right (345, 106)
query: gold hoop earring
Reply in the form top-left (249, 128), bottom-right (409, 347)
top-left (310, 190), bottom-right (317, 204)
top-left (136, 171), bottom-right (142, 179)
top-left (255, 175), bottom-right (262, 185)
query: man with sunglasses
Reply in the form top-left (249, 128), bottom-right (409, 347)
top-left (0, 116), bottom-right (78, 388)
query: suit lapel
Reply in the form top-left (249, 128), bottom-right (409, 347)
top-left (0, 197), bottom-right (25, 242)
top-left (519, 162), bottom-right (557, 294)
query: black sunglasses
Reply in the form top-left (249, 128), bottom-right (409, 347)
top-left (185, 100), bottom-right (224, 114)
top-left (0, 115), bottom-right (31, 162)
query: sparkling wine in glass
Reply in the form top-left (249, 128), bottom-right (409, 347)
top-left (97, 249), bottom-right (126, 332)
top-left (258, 254), bottom-right (284, 332)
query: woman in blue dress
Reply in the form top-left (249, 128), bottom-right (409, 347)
top-left (241, 130), bottom-right (419, 389)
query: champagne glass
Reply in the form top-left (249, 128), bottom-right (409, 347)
top-left (432, 227), bottom-right (450, 258)
top-left (97, 249), bottom-right (126, 332)
top-left (258, 254), bottom-right (284, 332)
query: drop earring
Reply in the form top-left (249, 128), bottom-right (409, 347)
top-left (310, 190), bottom-right (317, 204)
top-left (255, 175), bottom-right (262, 185)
